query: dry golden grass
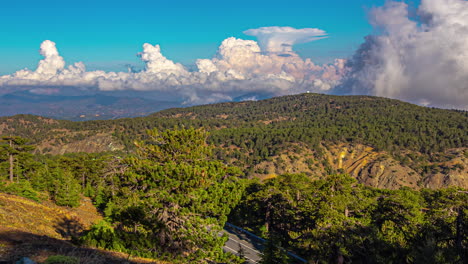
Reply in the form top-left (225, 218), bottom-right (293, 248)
top-left (0, 193), bottom-right (97, 239)
top-left (0, 193), bottom-right (171, 264)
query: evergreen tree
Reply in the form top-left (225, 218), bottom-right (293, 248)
top-left (51, 169), bottom-right (81, 207)
top-left (259, 233), bottom-right (290, 264)
top-left (87, 127), bottom-right (245, 262)
top-left (0, 136), bottom-right (34, 182)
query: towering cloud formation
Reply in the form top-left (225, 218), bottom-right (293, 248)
top-left (340, 0), bottom-right (468, 109)
top-left (244, 26), bottom-right (327, 53)
top-left (0, 27), bottom-right (343, 104)
top-left (196, 36), bottom-right (345, 87)
top-left (0, 40), bottom-right (90, 89)
top-left (36, 40), bottom-right (65, 75)
top-left (138, 44), bottom-right (187, 75)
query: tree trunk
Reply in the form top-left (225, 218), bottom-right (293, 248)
top-left (456, 206), bottom-right (465, 263)
top-left (265, 200), bottom-right (271, 233)
top-left (9, 139), bottom-right (13, 182)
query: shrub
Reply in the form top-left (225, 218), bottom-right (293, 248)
top-left (44, 255), bottom-right (79, 264)
top-left (81, 220), bottom-right (125, 252)
top-left (0, 181), bottom-right (41, 202)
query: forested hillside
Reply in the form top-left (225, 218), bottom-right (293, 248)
top-left (0, 121), bottom-right (467, 262)
top-left (1, 93), bottom-right (467, 189)
top-left (154, 94), bottom-right (468, 189)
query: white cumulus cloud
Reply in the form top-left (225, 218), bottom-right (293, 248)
top-left (36, 40), bottom-right (65, 75)
top-left (138, 43), bottom-right (188, 76)
top-left (244, 26), bottom-right (327, 53)
top-left (0, 28), bottom-right (345, 105)
top-left (339, 0), bottom-right (468, 110)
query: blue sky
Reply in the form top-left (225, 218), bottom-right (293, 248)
top-left (0, 0), bottom-right (465, 110)
top-left (0, 0), bottom-right (389, 74)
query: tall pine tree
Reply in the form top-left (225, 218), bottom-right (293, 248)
top-left (0, 136), bottom-right (34, 182)
top-left (89, 127), bottom-right (246, 262)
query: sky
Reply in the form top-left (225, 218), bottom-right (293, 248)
top-left (0, 0), bottom-right (467, 110)
top-left (0, 0), bottom-right (386, 74)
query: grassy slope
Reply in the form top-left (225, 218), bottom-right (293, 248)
top-left (0, 193), bottom-right (169, 264)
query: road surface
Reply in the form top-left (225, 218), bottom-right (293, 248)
top-left (223, 223), bottom-right (264, 263)
top-left (222, 223), bottom-right (308, 264)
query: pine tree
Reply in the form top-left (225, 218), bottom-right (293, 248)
top-left (91, 127), bottom-right (245, 262)
top-left (259, 233), bottom-right (290, 264)
top-left (51, 169), bottom-right (81, 207)
top-left (0, 136), bottom-right (34, 182)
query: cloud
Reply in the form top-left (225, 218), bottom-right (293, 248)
top-left (36, 40), bottom-right (65, 75)
top-left (0, 40), bottom-right (93, 89)
top-left (1, 2), bottom-right (466, 110)
top-left (29, 88), bottom-right (60, 95)
top-left (338, 0), bottom-right (468, 110)
top-left (0, 28), bottom-right (344, 104)
top-left (138, 43), bottom-right (187, 75)
top-left (243, 26), bottom-right (327, 53)
top-left (196, 36), bottom-right (346, 87)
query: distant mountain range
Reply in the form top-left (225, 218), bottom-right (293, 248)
top-left (0, 90), bottom-right (179, 121)
top-left (0, 89), bottom-right (280, 121)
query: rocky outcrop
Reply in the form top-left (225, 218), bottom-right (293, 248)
top-left (250, 143), bottom-right (467, 189)
top-left (324, 144), bottom-right (467, 189)
top-left (421, 149), bottom-right (468, 189)
top-left (323, 144), bottom-right (420, 189)
top-left (36, 132), bottom-right (124, 155)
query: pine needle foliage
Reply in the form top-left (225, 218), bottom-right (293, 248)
top-left (84, 127), bottom-right (246, 263)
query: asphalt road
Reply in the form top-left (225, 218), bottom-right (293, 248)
top-left (222, 223), bottom-right (307, 264)
top-left (223, 224), bottom-right (264, 263)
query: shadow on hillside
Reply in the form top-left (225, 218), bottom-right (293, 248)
top-left (54, 216), bottom-right (85, 241)
top-left (0, 228), bottom-right (156, 264)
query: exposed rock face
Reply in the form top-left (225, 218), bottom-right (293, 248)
top-left (40, 133), bottom-right (125, 155)
top-left (325, 144), bottom-right (467, 189)
top-left (355, 159), bottom-right (420, 189)
top-left (325, 144), bottom-right (420, 189)
top-left (250, 143), bottom-right (467, 189)
top-left (421, 149), bottom-right (468, 189)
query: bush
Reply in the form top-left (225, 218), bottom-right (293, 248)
top-left (0, 181), bottom-right (41, 202)
top-left (44, 255), bottom-right (79, 264)
top-left (81, 220), bottom-right (125, 251)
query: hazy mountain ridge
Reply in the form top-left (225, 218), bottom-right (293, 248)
top-left (0, 90), bottom-right (178, 120)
